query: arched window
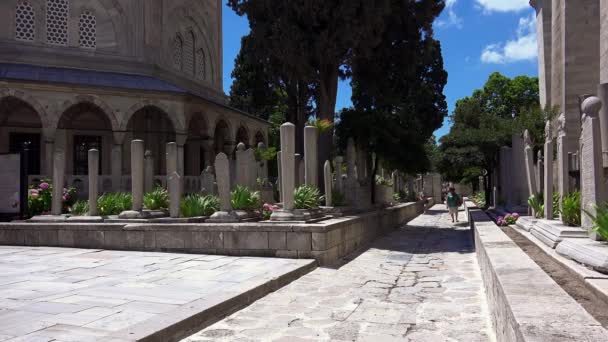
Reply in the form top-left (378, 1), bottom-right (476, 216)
top-left (172, 35), bottom-right (183, 70)
top-left (183, 31), bottom-right (195, 75)
top-left (78, 10), bottom-right (96, 49)
top-left (15, 1), bottom-right (36, 42)
top-left (46, 0), bottom-right (69, 46)
top-left (196, 48), bottom-right (206, 80)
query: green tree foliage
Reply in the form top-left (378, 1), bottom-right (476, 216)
top-left (437, 73), bottom-right (540, 196)
top-left (338, 0), bottom-right (447, 176)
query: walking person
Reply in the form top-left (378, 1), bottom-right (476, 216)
top-left (446, 187), bottom-right (462, 223)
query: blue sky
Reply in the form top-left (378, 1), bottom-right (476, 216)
top-left (221, 0), bottom-right (538, 138)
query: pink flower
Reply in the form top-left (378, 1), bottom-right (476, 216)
top-left (39, 182), bottom-right (49, 190)
top-left (512, 213), bottom-right (520, 219)
top-left (62, 195), bottom-right (68, 202)
top-left (29, 189), bottom-right (39, 198)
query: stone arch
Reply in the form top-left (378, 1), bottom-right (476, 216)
top-left (235, 124), bottom-right (250, 147)
top-left (0, 88), bottom-right (49, 127)
top-left (52, 95), bottom-right (118, 131)
top-left (213, 118), bottom-right (233, 154)
top-left (186, 112), bottom-right (209, 138)
top-left (123, 101), bottom-right (184, 132)
top-left (254, 130), bottom-right (266, 146)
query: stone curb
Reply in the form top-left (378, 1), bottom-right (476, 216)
top-left (108, 259), bottom-right (318, 342)
top-left (509, 224), bottom-right (608, 305)
top-left (466, 204), bottom-right (608, 342)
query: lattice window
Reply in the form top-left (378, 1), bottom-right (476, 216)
top-left (78, 11), bottom-right (96, 49)
top-left (15, 1), bottom-right (36, 42)
top-left (183, 31), bottom-right (195, 75)
top-left (46, 0), bottom-right (69, 46)
top-left (196, 49), bottom-right (205, 80)
top-left (172, 35), bottom-right (183, 70)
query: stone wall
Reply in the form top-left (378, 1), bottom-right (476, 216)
top-left (0, 200), bottom-right (428, 265)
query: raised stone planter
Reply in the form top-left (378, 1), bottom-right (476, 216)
top-left (556, 238), bottom-right (608, 274)
top-left (467, 207), bottom-right (608, 341)
top-left (0, 201), bottom-right (427, 265)
top-left (530, 220), bottom-right (588, 248)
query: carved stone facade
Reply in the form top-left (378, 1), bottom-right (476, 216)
top-left (0, 0), bottom-right (269, 192)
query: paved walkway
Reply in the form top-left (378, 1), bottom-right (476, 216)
top-left (0, 247), bottom-right (313, 341)
top-left (184, 205), bottom-right (495, 341)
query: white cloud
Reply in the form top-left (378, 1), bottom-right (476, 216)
top-left (475, 0), bottom-right (530, 13)
top-left (435, 0), bottom-right (463, 29)
top-left (480, 12), bottom-right (537, 64)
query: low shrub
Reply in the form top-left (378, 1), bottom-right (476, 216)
top-left (144, 187), bottom-right (169, 210)
top-left (583, 202), bottom-right (608, 241)
top-left (552, 192), bottom-right (561, 218)
top-left (471, 191), bottom-right (486, 207)
top-left (294, 185), bottom-right (323, 209)
top-left (70, 200), bottom-right (89, 216)
top-left (332, 190), bottom-right (346, 206)
top-left (561, 191), bottom-right (581, 226)
top-left (180, 194), bottom-right (219, 217)
top-left (374, 175), bottom-right (393, 187)
top-left (231, 186), bottom-right (261, 210)
top-left (97, 192), bottom-right (132, 216)
top-left (497, 213), bottom-right (520, 226)
top-left (27, 179), bottom-right (76, 216)
top-left (528, 193), bottom-right (544, 218)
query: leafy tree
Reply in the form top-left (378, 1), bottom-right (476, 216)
top-left (437, 72), bottom-right (541, 203)
top-left (228, 0), bottom-right (391, 181)
top-left (337, 0), bottom-right (447, 202)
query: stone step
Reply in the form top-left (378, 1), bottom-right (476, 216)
top-left (531, 220), bottom-right (588, 249)
top-left (556, 238), bottom-right (608, 274)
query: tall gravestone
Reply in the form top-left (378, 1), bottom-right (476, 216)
top-left (523, 130), bottom-right (538, 199)
top-left (512, 134), bottom-right (527, 205)
top-left (88, 149), bottom-right (99, 216)
top-left (201, 166), bottom-right (215, 195)
top-left (334, 156), bottom-right (344, 193)
top-left (536, 150), bottom-right (544, 195)
top-left (544, 121), bottom-right (554, 219)
top-left (131, 140), bottom-right (144, 211)
top-left (556, 113), bottom-right (569, 217)
top-left (245, 147), bottom-right (256, 188)
top-left (166, 142), bottom-right (177, 177)
top-left (51, 148), bottom-right (65, 215)
top-left (304, 126), bottom-right (319, 187)
top-left (168, 171), bottom-right (181, 218)
top-left (144, 150), bottom-right (154, 192)
top-left (257, 142), bottom-right (268, 181)
top-left (277, 151), bottom-right (282, 201)
top-left (271, 123), bottom-right (296, 221)
top-left (324, 160), bottom-right (332, 206)
top-left (208, 153), bottom-right (238, 222)
top-left (580, 96), bottom-right (606, 239)
top-left (235, 142), bottom-right (247, 187)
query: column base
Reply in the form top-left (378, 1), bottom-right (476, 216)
top-left (207, 211), bottom-right (239, 223)
top-left (270, 209), bottom-right (296, 221)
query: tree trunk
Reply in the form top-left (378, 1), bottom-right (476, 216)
top-left (316, 66), bottom-right (339, 192)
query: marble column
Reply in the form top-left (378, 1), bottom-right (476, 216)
top-left (166, 142), bottom-right (177, 177)
top-left (144, 150), bottom-right (154, 192)
top-left (176, 134), bottom-right (187, 179)
top-left (556, 113), bottom-right (570, 217)
top-left (42, 128), bottom-right (55, 176)
top-left (111, 132), bottom-right (125, 192)
top-left (304, 126), bottom-right (319, 187)
top-left (580, 97), bottom-right (606, 239)
top-left (208, 153), bottom-right (238, 222)
top-left (88, 149), bottom-right (99, 216)
top-left (51, 148), bottom-right (65, 215)
top-left (544, 121), bottom-right (554, 219)
top-left (277, 150), bottom-right (282, 201)
top-left (271, 123), bottom-right (296, 221)
top-left (131, 140), bottom-right (144, 211)
top-left (324, 160), bottom-right (332, 206)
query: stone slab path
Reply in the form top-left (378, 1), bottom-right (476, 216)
top-left (184, 205), bottom-right (495, 342)
top-left (0, 247), bottom-right (314, 341)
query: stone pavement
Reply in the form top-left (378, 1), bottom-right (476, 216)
top-left (0, 247), bottom-right (314, 341)
top-left (184, 205), bottom-right (495, 341)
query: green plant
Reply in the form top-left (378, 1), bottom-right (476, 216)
top-left (583, 202), bottom-right (608, 241)
top-left (254, 146), bottom-right (278, 162)
top-left (552, 192), bottom-right (561, 217)
top-left (528, 193), bottom-right (544, 219)
top-left (180, 194), bottom-right (219, 217)
top-left (332, 190), bottom-right (346, 207)
top-left (144, 187), bottom-right (169, 210)
top-left (231, 186), bottom-right (261, 210)
top-left (97, 192), bottom-right (132, 216)
top-left (294, 185), bottom-right (323, 209)
top-left (374, 175), bottom-right (393, 187)
top-left (70, 200), bottom-right (89, 216)
top-left (307, 118), bottom-right (334, 133)
top-left (562, 191), bottom-right (581, 226)
top-left (472, 191), bottom-right (486, 208)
